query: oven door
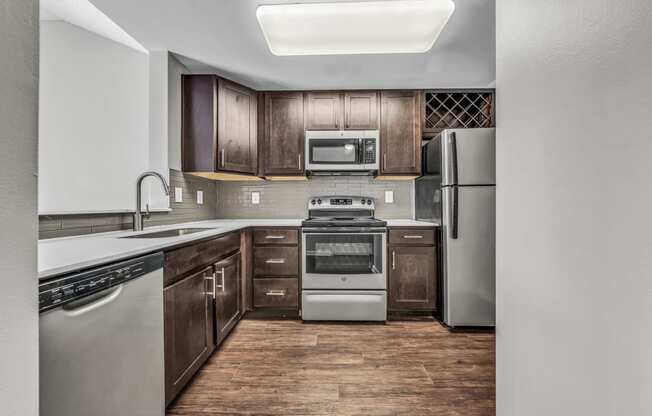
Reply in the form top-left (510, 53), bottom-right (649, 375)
top-left (302, 230), bottom-right (386, 290)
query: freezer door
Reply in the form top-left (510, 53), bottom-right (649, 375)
top-left (441, 185), bottom-right (495, 327)
top-left (441, 128), bottom-right (495, 186)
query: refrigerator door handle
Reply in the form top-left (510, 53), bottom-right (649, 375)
top-left (450, 132), bottom-right (459, 186)
top-left (451, 186), bottom-right (459, 239)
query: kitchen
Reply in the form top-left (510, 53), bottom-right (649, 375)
top-left (2, 1), bottom-right (651, 416)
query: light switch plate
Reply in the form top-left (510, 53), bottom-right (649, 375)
top-left (196, 190), bottom-right (203, 205)
top-left (385, 190), bottom-right (394, 204)
top-left (174, 187), bottom-right (183, 203)
top-left (251, 192), bottom-right (260, 205)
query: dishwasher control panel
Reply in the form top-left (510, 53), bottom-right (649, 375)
top-left (39, 252), bottom-right (163, 312)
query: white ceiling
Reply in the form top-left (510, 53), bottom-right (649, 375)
top-left (90, 0), bottom-right (495, 90)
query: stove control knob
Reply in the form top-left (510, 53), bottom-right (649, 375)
top-left (310, 199), bottom-right (316, 205)
top-left (317, 199), bottom-right (322, 205)
top-left (360, 199), bottom-right (366, 205)
top-left (367, 199), bottom-right (372, 205)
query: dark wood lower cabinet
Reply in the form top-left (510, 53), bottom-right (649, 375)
top-left (164, 266), bottom-right (215, 405)
top-left (388, 228), bottom-right (438, 312)
top-left (214, 252), bottom-right (242, 344)
top-left (164, 231), bottom-right (244, 406)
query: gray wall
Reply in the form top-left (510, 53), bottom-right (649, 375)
top-left (39, 170), bottom-right (217, 239)
top-left (168, 53), bottom-right (189, 171)
top-left (217, 177), bottom-right (413, 219)
top-left (0, 1), bottom-right (39, 415)
top-left (496, 1), bottom-right (652, 415)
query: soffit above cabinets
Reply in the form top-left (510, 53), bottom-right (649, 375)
top-left (89, 0), bottom-right (496, 90)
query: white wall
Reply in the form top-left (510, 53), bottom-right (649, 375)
top-left (496, 1), bottom-right (652, 415)
top-left (168, 53), bottom-right (190, 171)
top-left (147, 50), bottom-right (171, 209)
top-left (0, 1), bottom-right (39, 415)
top-left (38, 21), bottom-right (149, 214)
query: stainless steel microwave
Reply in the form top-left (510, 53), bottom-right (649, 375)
top-left (305, 130), bottom-right (379, 174)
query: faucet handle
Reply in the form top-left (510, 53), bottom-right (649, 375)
top-left (144, 203), bottom-right (151, 219)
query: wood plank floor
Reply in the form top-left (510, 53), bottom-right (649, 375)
top-left (167, 319), bottom-right (495, 416)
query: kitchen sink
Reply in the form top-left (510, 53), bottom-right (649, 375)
top-left (120, 228), bottom-right (215, 239)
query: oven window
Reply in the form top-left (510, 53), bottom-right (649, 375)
top-left (305, 234), bottom-right (383, 274)
top-left (309, 139), bottom-right (360, 164)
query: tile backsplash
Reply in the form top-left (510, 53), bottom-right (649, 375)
top-left (216, 176), bottom-right (413, 219)
top-left (39, 173), bottom-right (414, 239)
top-left (39, 170), bottom-right (217, 239)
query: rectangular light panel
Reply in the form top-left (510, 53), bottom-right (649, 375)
top-left (256, 0), bottom-right (455, 56)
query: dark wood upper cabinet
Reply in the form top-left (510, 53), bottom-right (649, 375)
top-left (388, 245), bottom-right (437, 311)
top-left (164, 266), bottom-right (215, 405)
top-left (380, 90), bottom-right (422, 175)
top-left (262, 92), bottom-right (305, 175)
top-left (344, 91), bottom-right (379, 130)
top-left (214, 252), bottom-right (241, 345)
top-left (182, 75), bottom-right (257, 175)
top-left (217, 79), bottom-right (257, 174)
top-left (305, 91), bottom-right (342, 130)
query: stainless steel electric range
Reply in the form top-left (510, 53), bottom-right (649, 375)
top-left (301, 196), bottom-right (387, 321)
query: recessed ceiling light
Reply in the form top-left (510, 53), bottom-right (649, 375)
top-left (256, 0), bottom-right (455, 56)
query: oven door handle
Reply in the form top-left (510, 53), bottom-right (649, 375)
top-left (302, 227), bottom-right (387, 233)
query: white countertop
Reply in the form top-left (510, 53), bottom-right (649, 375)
top-left (38, 218), bottom-right (438, 280)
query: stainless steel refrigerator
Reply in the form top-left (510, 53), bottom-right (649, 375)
top-left (416, 128), bottom-right (495, 327)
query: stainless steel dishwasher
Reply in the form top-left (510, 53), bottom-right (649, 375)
top-left (39, 252), bottom-right (165, 416)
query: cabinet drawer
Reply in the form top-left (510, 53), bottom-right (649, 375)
top-left (165, 231), bottom-right (240, 286)
top-left (389, 229), bottom-right (435, 245)
top-left (253, 228), bottom-right (298, 245)
top-left (254, 246), bottom-right (299, 276)
top-left (253, 278), bottom-right (299, 309)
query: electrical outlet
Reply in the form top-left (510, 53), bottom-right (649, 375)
top-left (196, 190), bottom-right (203, 205)
top-left (174, 187), bottom-right (183, 203)
top-left (251, 192), bottom-right (260, 205)
top-left (385, 190), bottom-right (394, 204)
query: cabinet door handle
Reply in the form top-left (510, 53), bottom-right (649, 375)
top-left (403, 235), bottom-right (424, 239)
top-left (220, 149), bottom-right (226, 167)
top-left (298, 153), bottom-right (302, 169)
top-left (265, 290), bottom-right (286, 296)
top-left (215, 268), bottom-right (225, 291)
top-left (391, 250), bottom-right (396, 270)
top-left (265, 235), bottom-right (286, 240)
top-left (265, 259), bottom-right (285, 264)
top-left (383, 153), bottom-right (387, 169)
top-left (205, 273), bottom-right (216, 299)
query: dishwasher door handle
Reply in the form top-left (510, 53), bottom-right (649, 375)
top-left (62, 285), bottom-right (123, 317)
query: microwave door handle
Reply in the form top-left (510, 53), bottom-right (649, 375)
top-left (357, 138), bottom-right (363, 164)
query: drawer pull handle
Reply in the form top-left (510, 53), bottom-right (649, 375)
top-left (265, 290), bottom-right (286, 296)
top-left (265, 259), bottom-right (286, 264)
top-left (403, 235), bottom-right (424, 239)
top-left (265, 235), bottom-right (286, 239)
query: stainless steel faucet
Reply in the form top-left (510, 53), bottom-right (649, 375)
top-left (134, 171), bottom-right (170, 232)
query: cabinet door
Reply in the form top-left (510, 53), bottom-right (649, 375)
top-left (388, 246), bottom-right (436, 311)
top-left (217, 79), bottom-right (257, 174)
top-left (380, 91), bottom-right (422, 175)
top-left (164, 267), bottom-right (215, 405)
top-left (182, 75), bottom-right (217, 172)
top-left (264, 92), bottom-right (305, 175)
top-left (214, 252), bottom-right (241, 344)
top-left (305, 91), bottom-right (343, 130)
top-left (344, 91), bottom-right (379, 130)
